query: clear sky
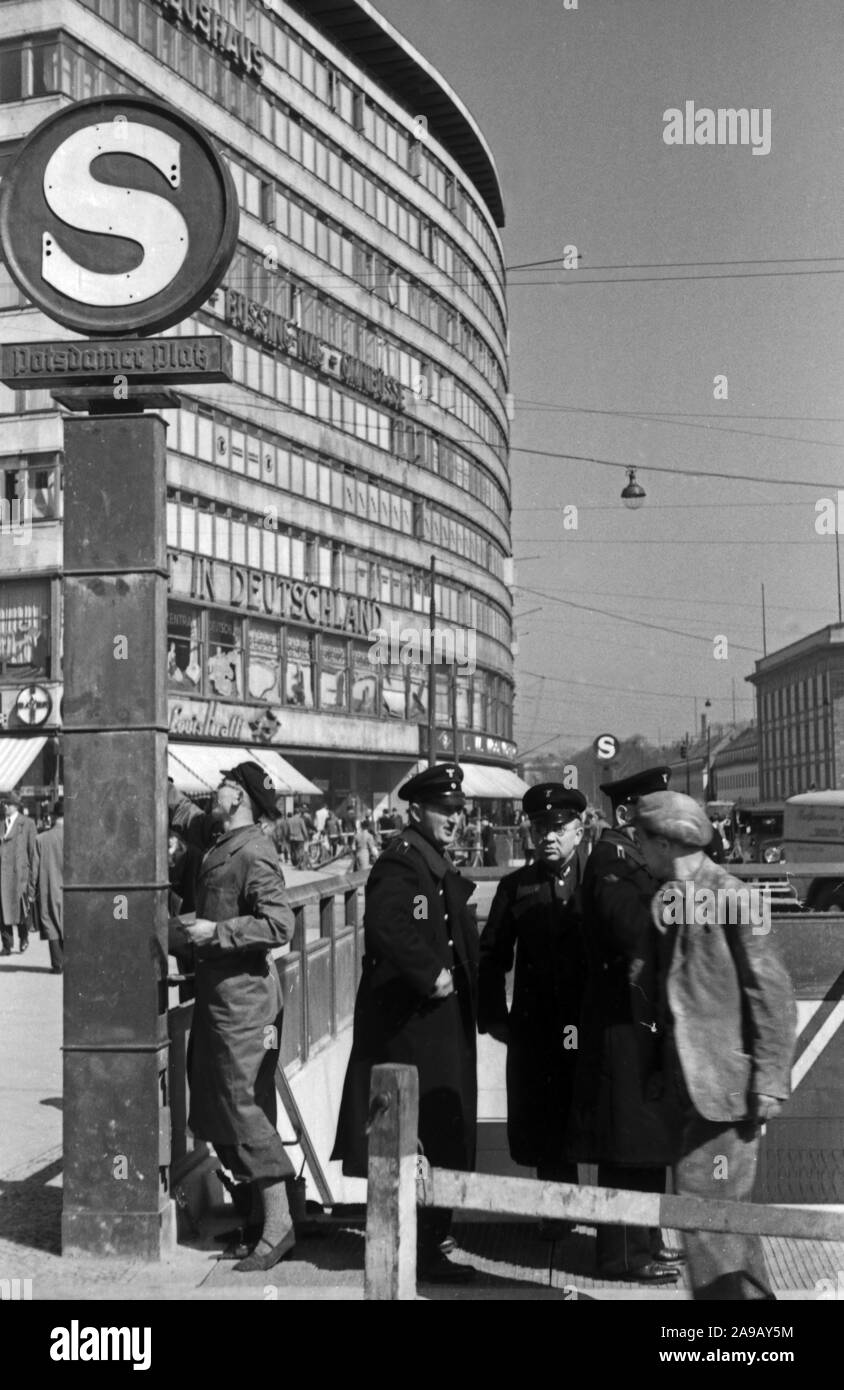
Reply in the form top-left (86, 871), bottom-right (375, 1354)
top-left (375, 0), bottom-right (844, 758)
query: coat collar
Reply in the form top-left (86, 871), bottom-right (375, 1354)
top-left (202, 823), bottom-right (262, 866)
top-left (600, 824), bottom-right (649, 869)
top-left (398, 825), bottom-right (453, 880)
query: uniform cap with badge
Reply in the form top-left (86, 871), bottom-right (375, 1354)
top-left (599, 766), bottom-right (671, 809)
top-left (523, 782), bottom-right (586, 828)
top-left (398, 763), bottom-right (466, 808)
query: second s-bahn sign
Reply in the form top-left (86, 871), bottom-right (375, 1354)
top-left (0, 95), bottom-right (238, 337)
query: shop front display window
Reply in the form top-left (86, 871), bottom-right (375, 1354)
top-left (351, 644), bottom-right (377, 716)
top-left (247, 620), bottom-right (281, 705)
top-left (285, 629), bottom-right (314, 708)
top-left (382, 665), bottom-right (407, 720)
top-left (0, 580), bottom-right (50, 678)
top-left (319, 639), bottom-right (348, 712)
top-left (167, 603), bottom-right (201, 691)
top-left (207, 613), bottom-right (242, 699)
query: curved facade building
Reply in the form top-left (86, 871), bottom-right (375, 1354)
top-left (0, 0), bottom-right (516, 813)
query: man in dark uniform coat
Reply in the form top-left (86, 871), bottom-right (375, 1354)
top-left (170, 760), bottom-right (296, 1273)
top-left (574, 766), bottom-right (683, 1283)
top-left (332, 762), bottom-right (479, 1283)
top-left (479, 784), bottom-right (587, 1198)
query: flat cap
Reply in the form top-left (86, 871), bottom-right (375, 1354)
top-left (600, 766), bottom-right (671, 807)
top-left (632, 791), bottom-right (713, 849)
top-left (523, 783), bottom-right (587, 821)
top-left (398, 763), bottom-right (465, 807)
top-left (222, 760), bottom-right (282, 821)
top-left (1, 787), bottom-right (23, 805)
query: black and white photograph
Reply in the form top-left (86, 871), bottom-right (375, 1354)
top-left (0, 0), bottom-right (841, 1359)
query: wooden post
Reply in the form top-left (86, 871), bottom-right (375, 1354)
top-left (365, 1063), bottom-right (419, 1300)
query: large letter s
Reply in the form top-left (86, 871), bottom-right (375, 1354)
top-left (42, 121), bottom-right (188, 306)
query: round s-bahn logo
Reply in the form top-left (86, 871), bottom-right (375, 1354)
top-left (0, 96), bottom-right (238, 336)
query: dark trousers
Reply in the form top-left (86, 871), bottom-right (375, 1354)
top-left (1, 919), bottom-right (28, 952)
top-left (676, 1110), bottom-right (774, 1300)
top-left (596, 1164), bottom-right (666, 1272)
top-left (48, 939), bottom-right (63, 972)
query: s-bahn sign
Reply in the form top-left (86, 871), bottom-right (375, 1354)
top-left (0, 96), bottom-right (238, 337)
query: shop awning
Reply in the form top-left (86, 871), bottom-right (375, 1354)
top-left (167, 743), bottom-right (320, 798)
top-left (0, 736), bottom-right (47, 790)
top-left (458, 762), bottom-right (530, 801)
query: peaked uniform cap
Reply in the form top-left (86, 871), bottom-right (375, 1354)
top-left (523, 783), bottom-right (587, 819)
top-left (398, 763), bottom-right (465, 806)
top-left (599, 766), bottom-right (671, 807)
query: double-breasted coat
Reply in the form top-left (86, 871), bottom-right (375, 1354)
top-left (478, 855), bottom-right (586, 1168)
top-left (0, 812), bottom-right (37, 928)
top-left (332, 825), bottom-right (479, 1178)
top-left (571, 827), bottom-right (679, 1166)
top-left (186, 824), bottom-right (296, 1181)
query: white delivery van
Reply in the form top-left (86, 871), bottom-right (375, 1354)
top-left (780, 791), bottom-right (844, 910)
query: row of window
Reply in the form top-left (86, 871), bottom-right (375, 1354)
top-left (223, 95), bottom-right (507, 350)
top-left (759, 674), bottom-right (828, 722)
top-left (221, 239), bottom-right (508, 462)
top-left (226, 162), bottom-right (507, 402)
top-left (167, 601), bottom-right (512, 737)
top-left (74, 0), bottom-right (506, 284)
top-left (184, 321), bottom-right (508, 581)
top-left (164, 483), bottom-right (513, 648)
top-left (0, 577), bottom-right (515, 740)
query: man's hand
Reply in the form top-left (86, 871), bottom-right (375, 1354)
top-left (748, 1092), bottom-right (782, 1124)
top-left (183, 917), bottom-right (217, 946)
top-left (486, 1023), bottom-right (511, 1046)
top-left (429, 968), bottom-right (454, 1000)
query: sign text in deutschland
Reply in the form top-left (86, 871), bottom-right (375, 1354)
top-left (0, 336), bottom-right (232, 389)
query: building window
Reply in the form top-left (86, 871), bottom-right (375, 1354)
top-left (247, 620), bottom-right (282, 705)
top-left (285, 629), bottom-right (315, 708)
top-left (167, 603), bottom-right (202, 691)
top-left (351, 643), bottom-right (377, 715)
top-left (319, 638), bottom-right (348, 712)
top-left (207, 613), bottom-right (242, 699)
top-left (382, 664), bottom-right (407, 720)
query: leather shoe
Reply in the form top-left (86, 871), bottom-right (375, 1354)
top-left (418, 1249), bottom-right (476, 1284)
top-left (217, 1224), bottom-right (261, 1260)
top-left (18, 940), bottom-right (28, 953)
top-left (600, 1260), bottom-right (680, 1283)
top-left (233, 1228), bottom-right (296, 1273)
top-left (654, 1245), bottom-right (686, 1264)
top-left (0, 948), bottom-right (11, 957)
